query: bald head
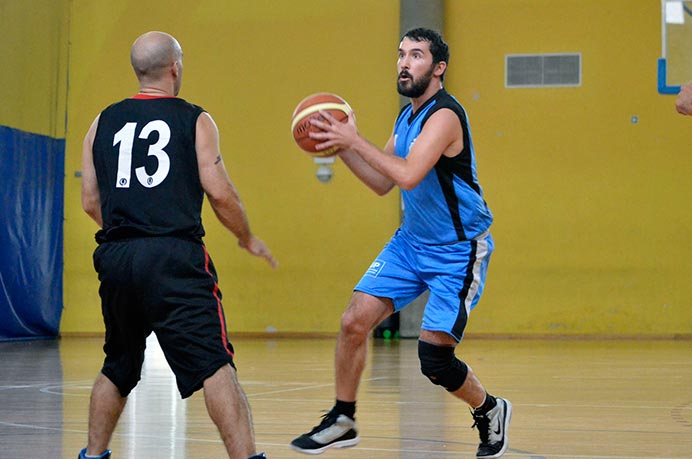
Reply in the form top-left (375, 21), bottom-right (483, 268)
top-left (130, 31), bottom-right (182, 84)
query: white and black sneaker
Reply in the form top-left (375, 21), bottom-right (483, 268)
top-left (290, 411), bottom-right (360, 455)
top-left (471, 397), bottom-right (512, 458)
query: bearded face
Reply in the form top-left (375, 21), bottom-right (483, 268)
top-left (397, 64), bottom-right (435, 98)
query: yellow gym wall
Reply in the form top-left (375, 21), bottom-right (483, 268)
top-left (0, 0), bottom-right (69, 137)
top-left (448, 0), bottom-right (691, 336)
top-left (58, 1), bottom-right (691, 336)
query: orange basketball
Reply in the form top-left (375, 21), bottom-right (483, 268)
top-left (291, 93), bottom-right (351, 157)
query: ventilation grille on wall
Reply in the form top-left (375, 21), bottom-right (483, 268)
top-left (506, 53), bottom-right (581, 88)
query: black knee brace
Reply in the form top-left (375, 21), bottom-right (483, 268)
top-left (418, 340), bottom-right (469, 392)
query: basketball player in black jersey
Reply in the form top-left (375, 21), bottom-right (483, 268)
top-left (79, 31), bottom-right (276, 459)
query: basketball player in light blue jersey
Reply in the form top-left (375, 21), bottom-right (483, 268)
top-left (290, 28), bottom-right (511, 458)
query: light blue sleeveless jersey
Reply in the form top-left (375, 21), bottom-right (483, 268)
top-left (394, 89), bottom-right (492, 244)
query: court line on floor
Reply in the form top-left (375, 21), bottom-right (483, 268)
top-left (0, 381), bottom-right (76, 390)
top-left (1, 421), bottom-right (685, 459)
top-left (10, 379), bottom-right (692, 415)
top-left (249, 395), bottom-right (692, 412)
top-left (260, 440), bottom-right (687, 459)
top-left (244, 376), bottom-right (389, 397)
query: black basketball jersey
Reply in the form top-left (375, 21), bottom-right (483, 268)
top-left (92, 96), bottom-right (206, 243)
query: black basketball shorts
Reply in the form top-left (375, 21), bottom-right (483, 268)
top-left (93, 237), bottom-right (236, 398)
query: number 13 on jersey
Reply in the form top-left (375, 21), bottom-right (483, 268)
top-left (113, 120), bottom-right (171, 188)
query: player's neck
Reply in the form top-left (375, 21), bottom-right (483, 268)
top-left (137, 84), bottom-right (176, 97)
top-left (410, 82), bottom-right (443, 112)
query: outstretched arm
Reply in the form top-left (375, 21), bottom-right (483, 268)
top-left (196, 112), bottom-right (277, 268)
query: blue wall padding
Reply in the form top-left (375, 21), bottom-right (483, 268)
top-left (0, 125), bottom-right (65, 341)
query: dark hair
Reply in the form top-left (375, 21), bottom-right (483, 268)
top-left (402, 28), bottom-right (450, 80)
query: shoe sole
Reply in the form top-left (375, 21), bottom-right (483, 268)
top-left (290, 436), bottom-right (360, 455)
top-left (478, 398), bottom-right (512, 459)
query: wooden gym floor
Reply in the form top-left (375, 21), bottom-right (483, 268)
top-left (0, 336), bottom-right (690, 458)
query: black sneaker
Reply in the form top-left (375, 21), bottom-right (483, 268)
top-left (290, 411), bottom-right (360, 454)
top-left (471, 397), bottom-right (512, 458)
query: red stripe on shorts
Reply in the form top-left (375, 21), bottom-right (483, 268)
top-left (203, 245), bottom-right (234, 358)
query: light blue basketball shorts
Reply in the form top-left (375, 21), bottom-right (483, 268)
top-left (354, 229), bottom-right (494, 342)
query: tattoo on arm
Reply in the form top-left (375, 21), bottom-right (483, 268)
top-left (214, 155), bottom-right (222, 165)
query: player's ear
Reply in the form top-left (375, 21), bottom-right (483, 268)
top-left (434, 61), bottom-right (447, 78)
top-left (171, 60), bottom-right (180, 78)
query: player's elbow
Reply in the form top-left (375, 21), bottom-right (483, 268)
top-left (370, 180), bottom-right (396, 196)
top-left (675, 99), bottom-right (684, 114)
top-left (676, 100), bottom-right (690, 115)
top-left (398, 175), bottom-right (422, 191)
top-left (206, 191), bottom-right (228, 210)
top-left (81, 196), bottom-right (102, 226)
top-left (202, 179), bottom-right (229, 206)
top-left (81, 194), bottom-right (99, 217)
top-left (206, 188), bottom-right (240, 215)
top-left (393, 167), bottom-right (425, 191)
